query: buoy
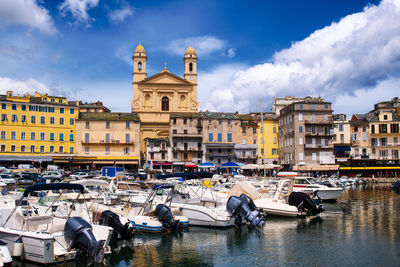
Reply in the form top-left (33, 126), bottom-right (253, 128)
top-left (12, 237), bottom-right (23, 257)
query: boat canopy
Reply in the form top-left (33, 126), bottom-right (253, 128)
top-left (73, 179), bottom-right (110, 188)
top-left (152, 184), bottom-right (176, 190)
top-left (23, 183), bottom-right (85, 197)
top-left (156, 172), bottom-right (213, 180)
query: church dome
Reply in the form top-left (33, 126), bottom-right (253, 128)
top-left (135, 44), bottom-right (145, 52)
top-left (185, 46), bottom-right (196, 55)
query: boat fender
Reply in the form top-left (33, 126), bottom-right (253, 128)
top-left (12, 237), bottom-right (24, 257)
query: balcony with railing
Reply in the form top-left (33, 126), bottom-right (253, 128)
top-left (172, 147), bottom-right (203, 152)
top-left (304, 143), bottom-right (333, 149)
top-left (304, 119), bottom-right (333, 125)
top-left (81, 139), bottom-right (134, 145)
top-left (305, 131), bottom-right (333, 137)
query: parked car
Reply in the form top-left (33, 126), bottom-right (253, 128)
top-left (41, 171), bottom-right (64, 183)
top-left (69, 172), bottom-right (89, 180)
top-left (0, 173), bottom-right (16, 185)
top-left (46, 165), bottom-right (64, 174)
top-left (137, 169), bottom-right (147, 179)
top-left (12, 173), bottom-right (40, 184)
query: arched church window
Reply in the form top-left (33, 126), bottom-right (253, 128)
top-left (161, 97), bottom-right (169, 111)
top-left (138, 62), bottom-right (142, 71)
top-left (189, 62), bottom-right (193, 72)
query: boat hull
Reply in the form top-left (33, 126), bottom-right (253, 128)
top-left (0, 228), bottom-right (75, 264)
top-left (293, 187), bottom-right (343, 200)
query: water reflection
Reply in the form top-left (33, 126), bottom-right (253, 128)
top-left (11, 185), bottom-right (400, 266)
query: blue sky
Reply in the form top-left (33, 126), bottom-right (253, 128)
top-left (1, 0), bottom-right (399, 115)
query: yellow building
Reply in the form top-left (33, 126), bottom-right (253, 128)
top-left (257, 113), bottom-right (279, 164)
top-left (131, 44), bottom-right (199, 152)
top-left (74, 112), bottom-right (141, 168)
top-left (0, 91), bottom-right (78, 166)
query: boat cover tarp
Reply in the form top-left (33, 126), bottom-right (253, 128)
top-left (23, 183), bottom-right (85, 197)
top-left (73, 179), bottom-right (110, 188)
top-left (155, 172), bottom-right (213, 180)
top-left (227, 181), bottom-right (260, 200)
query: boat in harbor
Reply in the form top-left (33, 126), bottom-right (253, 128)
top-left (0, 183), bottom-right (113, 264)
top-left (277, 172), bottom-right (343, 201)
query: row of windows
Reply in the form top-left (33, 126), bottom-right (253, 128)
top-left (84, 147), bottom-right (130, 154)
top-left (0, 114), bottom-right (74, 125)
top-left (85, 121), bottom-right (131, 129)
top-left (1, 102), bottom-right (75, 114)
top-left (0, 131), bottom-right (73, 141)
top-left (208, 132), bottom-right (233, 142)
top-left (0, 144), bottom-right (73, 153)
top-left (259, 148), bottom-right (279, 155)
top-left (84, 133), bottom-right (130, 143)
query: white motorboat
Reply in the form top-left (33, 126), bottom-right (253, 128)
top-left (254, 180), bottom-right (303, 217)
top-left (292, 177), bottom-right (343, 201)
top-left (0, 183), bottom-right (113, 264)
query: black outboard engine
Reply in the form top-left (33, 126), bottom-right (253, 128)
top-left (154, 204), bottom-right (182, 232)
top-left (393, 180), bottom-right (400, 193)
top-left (99, 210), bottom-right (135, 240)
top-left (240, 194), bottom-right (267, 217)
top-left (226, 196), bottom-right (265, 227)
top-left (64, 217), bottom-right (105, 263)
top-left (288, 192), bottom-right (325, 215)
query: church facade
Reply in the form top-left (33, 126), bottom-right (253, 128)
top-left (131, 44), bottom-right (199, 152)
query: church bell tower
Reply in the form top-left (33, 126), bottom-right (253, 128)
top-left (183, 46), bottom-right (197, 84)
top-left (133, 44), bottom-right (147, 83)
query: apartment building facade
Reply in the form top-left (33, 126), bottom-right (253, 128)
top-left (0, 91), bottom-right (78, 166)
top-left (332, 114), bottom-right (351, 162)
top-left (170, 113), bottom-right (203, 171)
top-left (75, 112), bottom-right (141, 168)
top-left (279, 98), bottom-right (334, 169)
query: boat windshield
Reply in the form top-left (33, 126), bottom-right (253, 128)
top-left (307, 178), bottom-right (317, 184)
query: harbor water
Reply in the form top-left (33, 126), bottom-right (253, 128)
top-left (13, 185), bottom-right (400, 267)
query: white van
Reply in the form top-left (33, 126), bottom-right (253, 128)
top-left (16, 164), bottom-right (38, 173)
top-left (46, 165), bottom-right (64, 174)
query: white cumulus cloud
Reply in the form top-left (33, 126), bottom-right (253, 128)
top-left (108, 4), bottom-right (133, 23)
top-left (0, 77), bottom-right (50, 95)
top-left (59, 0), bottom-right (99, 25)
top-left (0, 0), bottom-right (57, 35)
top-left (168, 36), bottom-right (233, 56)
top-left (200, 0), bottom-right (400, 114)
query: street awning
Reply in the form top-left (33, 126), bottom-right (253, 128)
top-left (334, 146), bottom-right (351, 152)
top-left (293, 165), bottom-right (339, 171)
top-left (221, 162), bottom-right (239, 168)
top-left (185, 164), bottom-right (198, 168)
top-left (199, 162), bottom-right (215, 168)
top-left (240, 164), bottom-right (259, 170)
top-left (152, 161), bottom-right (173, 166)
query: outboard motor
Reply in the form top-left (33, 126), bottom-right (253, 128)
top-left (240, 194), bottom-right (267, 217)
top-left (288, 192), bottom-right (324, 215)
top-left (154, 204), bottom-right (182, 232)
top-left (64, 217), bottom-right (105, 263)
top-left (226, 196), bottom-right (265, 227)
top-left (99, 210), bottom-right (135, 240)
